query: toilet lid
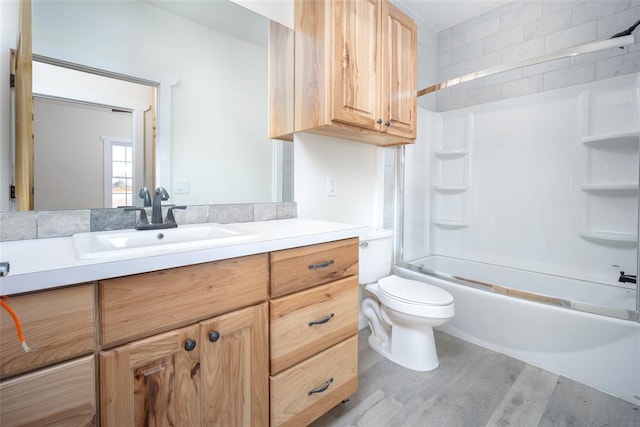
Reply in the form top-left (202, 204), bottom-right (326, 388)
top-left (378, 275), bottom-right (453, 306)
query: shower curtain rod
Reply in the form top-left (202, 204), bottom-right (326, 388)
top-left (417, 34), bottom-right (635, 97)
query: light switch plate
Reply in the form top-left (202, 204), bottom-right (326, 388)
top-left (174, 179), bottom-right (190, 194)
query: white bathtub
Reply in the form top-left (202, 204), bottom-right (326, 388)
top-left (396, 256), bottom-right (640, 405)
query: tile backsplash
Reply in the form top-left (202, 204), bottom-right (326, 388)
top-left (0, 202), bottom-right (297, 242)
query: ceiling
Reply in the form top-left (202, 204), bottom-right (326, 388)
top-left (144, 0), bottom-right (514, 41)
top-left (393, 0), bottom-right (513, 32)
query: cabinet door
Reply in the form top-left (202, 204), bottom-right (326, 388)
top-left (381, 0), bottom-right (417, 139)
top-left (100, 324), bottom-right (201, 427)
top-left (330, 0), bottom-right (381, 130)
top-left (200, 303), bottom-right (269, 427)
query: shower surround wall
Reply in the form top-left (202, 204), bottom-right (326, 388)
top-left (411, 73), bottom-right (640, 290)
top-left (434, 0), bottom-right (640, 112)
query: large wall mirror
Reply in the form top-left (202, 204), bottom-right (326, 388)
top-left (12, 0), bottom-right (293, 211)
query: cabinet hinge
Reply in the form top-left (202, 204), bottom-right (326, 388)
top-left (10, 74), bottom-right (15, 88)
top-left (10, 185), bottom-right (15, 199)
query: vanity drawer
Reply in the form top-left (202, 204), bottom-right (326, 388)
top-left (0, 355), bottom-right (96, 426)
top-left (100, 254), bottom-right (268, 347)
top-left (0, 284), bottom-right (95, 379)
top-left (270, 335), bottom-right (358, 427)
top-left (269, 238), bottom-right (358, 297)
top-left (270, 276), bottom-right (358, 374)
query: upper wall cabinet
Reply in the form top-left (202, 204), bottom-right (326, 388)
top-left (290, 0), bottom-right (417, 146)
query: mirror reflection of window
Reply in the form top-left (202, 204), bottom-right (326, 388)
top-left (32, 60), bottom-right (154, 210)
top-left (108, 141), bottom-right (134, 208)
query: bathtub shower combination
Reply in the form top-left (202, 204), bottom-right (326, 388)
top-left (397, 73), bottom-right (640, 404)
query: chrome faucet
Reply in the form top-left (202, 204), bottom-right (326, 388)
top-left (151, 187), bottom-right (170, 224)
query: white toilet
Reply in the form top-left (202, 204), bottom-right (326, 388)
top-left (359, 228), bottom-right (455, 372)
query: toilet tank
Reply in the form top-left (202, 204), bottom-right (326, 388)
top-left (358, 227), bottom-right (394, 284)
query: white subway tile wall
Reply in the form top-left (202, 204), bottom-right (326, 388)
top-left (433, 0), bottom-right (640, 111)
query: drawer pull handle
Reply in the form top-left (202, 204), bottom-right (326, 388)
top-left (308, 313), bottom-right (334, 326)
top-left (208, 331), bottom-right (220, 343)
top-left (308, 377), bottom-right (334, 396)
top-left (308, 259), bottom-right (335, 270)
top-left (184, 339), bottom-right (197, 352)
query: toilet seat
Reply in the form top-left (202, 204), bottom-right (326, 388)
top-left (367, 276), bottom-right (455, 319)
top-left (378, 275), bottom-right (453, 306)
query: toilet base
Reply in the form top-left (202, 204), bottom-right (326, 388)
top-left (367, 322), bottom-right (440, 372)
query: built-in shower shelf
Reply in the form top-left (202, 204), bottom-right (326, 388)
top-left (434, 148), bottom-right (470, 159)
top-left (433, 220), bottom-right (469, 229)
top-left (579, 230), bottom-right (637, 244)
top-left (581, 132), bottom-right (639, 147)
top-left (580, 183), bottom-right (639, 193)
top-left (433, 185), bottom-right (469, 193)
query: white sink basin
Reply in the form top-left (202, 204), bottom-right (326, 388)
top-left (72, 223), bottom-right (259, 260)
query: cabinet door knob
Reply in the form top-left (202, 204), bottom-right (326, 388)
top-left (308, 377), bottom-right (334, 395)
top-left (308, 313), bottom-right (335, 326)
top-left (208, 331), bottom-right (220, 343)
top-left (184, 339), bottom-right (197, 352)
top-left (384, 121), bottom-right (391, 127)
top-left (376, 118), bottom-right (382, 125)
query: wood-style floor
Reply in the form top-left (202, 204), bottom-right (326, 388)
top-left (311, 328), bottom-right (640, 427)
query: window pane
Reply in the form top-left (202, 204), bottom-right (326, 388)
top-left (109, 141), bottom-right (133, 208)
top-left (112, 145), bottom-right (126, 161)
top-left (112, 193), bottom-right (127, 208)
top-left (112, 178), bottom-right (126, 191)
top-left (112, 161), bottom-right (128, 178)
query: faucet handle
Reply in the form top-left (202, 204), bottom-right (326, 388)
top-left (166, 205), bottom-right (187, 224)
top-left (124, 207), bottom-right (149, 225)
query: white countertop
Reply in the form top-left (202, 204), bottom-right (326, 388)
top-left (0, 218), bottom-right (366, 295)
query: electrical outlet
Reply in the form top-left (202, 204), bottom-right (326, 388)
top-left (326, 176), bottom-right (337, 197)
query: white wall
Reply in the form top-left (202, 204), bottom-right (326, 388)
top-left (294, 133), bottom-right (383, 226)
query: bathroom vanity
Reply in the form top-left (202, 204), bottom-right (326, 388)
top-left (0, 219), bottom-right (362, 426)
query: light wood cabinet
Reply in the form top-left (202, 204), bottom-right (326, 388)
top-left (99, 254), bottom-right (268, 347)
top-left (1, 237), bottom-right (357, 426)
top-left (269, 239), bottom-right (359, 426)
top-left (270, 276), bottom-right (359, 374)
top-left (199, 304), bottom-right (269, 426)
top-left (270, 238), bottom-right (359, 297)
top-left (0, 284), bottom-right (96, 425)
top-left (268, 21), bottom-right (295, 141)
top-left (0, 284), bottom-right (95, 379)
top-left (100, 303), bottom-right (268, 427)
top-left (0, 355), bottom-right (96, 426)
top-left (271, 336), bottom-right (358, 427)
top-left (292, 0), bottom-right (417, 146)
